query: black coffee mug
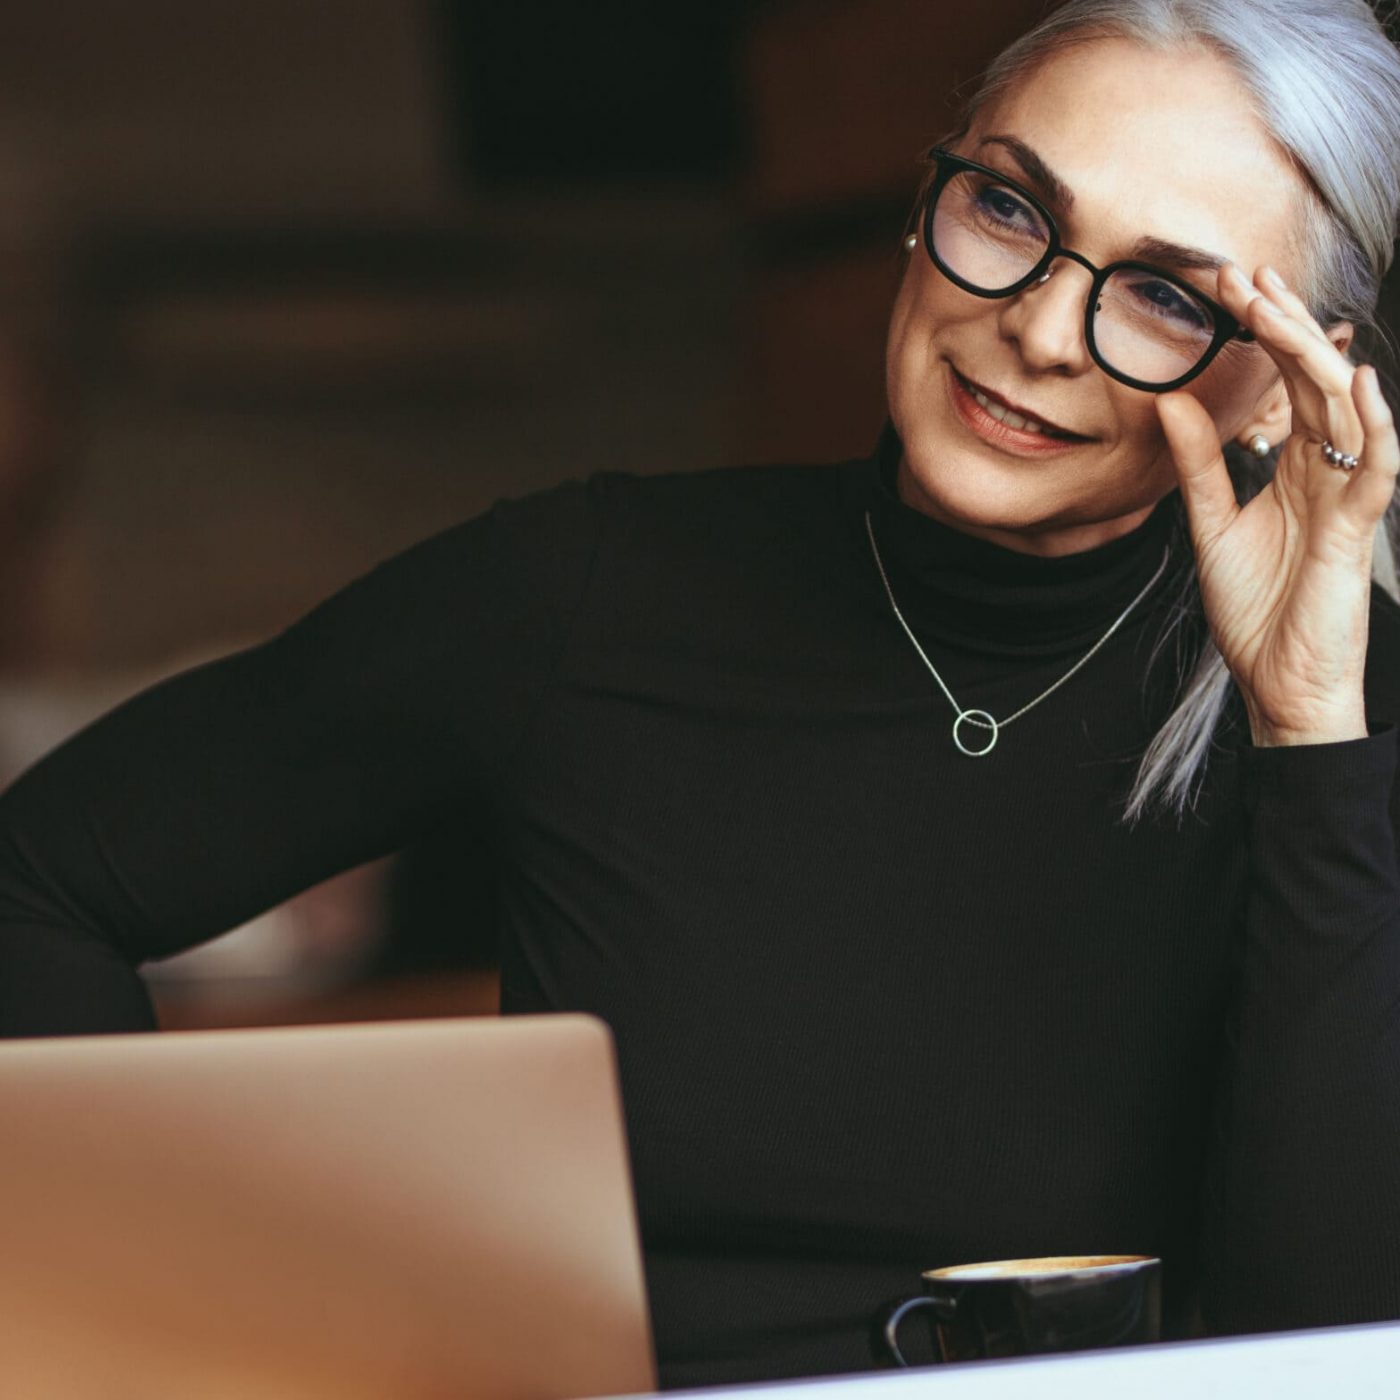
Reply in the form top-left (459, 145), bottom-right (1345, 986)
top-left (874, 1254), bottom-right (1161, 1366)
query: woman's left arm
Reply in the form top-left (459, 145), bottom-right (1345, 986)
top-left (1159, 264), bottom-right (1400, 1331)
top-left (1201, 706), bottom-right (1400, 1332)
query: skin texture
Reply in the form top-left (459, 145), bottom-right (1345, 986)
top-left (885, 36), bottom-right (1397, 746)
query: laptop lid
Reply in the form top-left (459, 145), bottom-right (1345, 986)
top-left (0, 1013), bottom-right (656, 1399)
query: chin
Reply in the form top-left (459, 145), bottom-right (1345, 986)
top-left (897, 441), bottom-right (1156, 555)
top-left (901, 434), bottom-right (1070, 521)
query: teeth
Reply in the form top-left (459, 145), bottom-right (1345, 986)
top-left (969, 383), bottom-right (1058, 436)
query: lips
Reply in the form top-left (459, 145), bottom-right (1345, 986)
top-left (953, 368), bottom-right (1091, 441)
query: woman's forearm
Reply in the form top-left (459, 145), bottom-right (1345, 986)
top-left (1199, 728), bottom-right (1400, 1332)
top-left (0, 923), bottom-right (156, 1036)
top-left (0, 482), bottom-right (600, 1039)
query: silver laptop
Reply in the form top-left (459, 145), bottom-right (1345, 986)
top-left (0, 1013), bottom-right (657, 1399)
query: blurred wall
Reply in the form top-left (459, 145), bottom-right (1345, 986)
top-left (0, 1), bottom-right (746, 670)
top-left (0, 1), bottom-right (444, 225)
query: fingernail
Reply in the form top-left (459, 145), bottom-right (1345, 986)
top-left (1261, 265), bottom-right (1287, 290)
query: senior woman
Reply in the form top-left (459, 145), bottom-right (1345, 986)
top-left (2, 0), bottom-right (1400, 1387)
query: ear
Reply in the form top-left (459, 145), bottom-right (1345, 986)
top-left (1234, 370), bottom-right (1291, 455)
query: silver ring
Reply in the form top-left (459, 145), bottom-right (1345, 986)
top-left (1321, 439), bottom-right (1359, 471)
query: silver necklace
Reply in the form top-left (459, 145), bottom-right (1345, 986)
top-left (864, 510), bottom-right (1171, 757)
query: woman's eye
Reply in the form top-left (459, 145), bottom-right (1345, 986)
top-left (1131, 278), bottom-right (1210, 327)
top-left (1114, 278), bottom-right (1215, 330)
top-left (974, 185), bottom-right (1044, 233)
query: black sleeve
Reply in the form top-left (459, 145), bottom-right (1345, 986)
top-left (1198, 722), bottom-right (1400, 1331)
top-left (0, 478), bottom-right (603, 1037)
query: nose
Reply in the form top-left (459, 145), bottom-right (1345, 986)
top-left (997, 258), bottom-right (1095, 376)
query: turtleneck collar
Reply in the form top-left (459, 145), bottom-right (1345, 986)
top-left (856, 419), bottom-right (1183, 658)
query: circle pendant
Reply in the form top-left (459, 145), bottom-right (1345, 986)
top-left (952, 709), bottom-right (999, 757)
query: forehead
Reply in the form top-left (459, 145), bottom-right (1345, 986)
top-left (970, 36), bottom-right (1304, 273)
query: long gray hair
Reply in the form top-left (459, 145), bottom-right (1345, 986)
top-left (903, 0), bottom-right (1400, 821)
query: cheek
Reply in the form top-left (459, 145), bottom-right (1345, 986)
top-left (1182, 352), bottom-right (1279, 440)
top-left (1101, 388), bottom-right (1179, 496)
top-left (1112, 390), bottom-right (1167, 445)
top-left (885, 274), bottom-right (918, 370)
top-left (887, 266), bottom-right (986, 379)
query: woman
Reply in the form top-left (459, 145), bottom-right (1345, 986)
top-left (2, 0), bottom-right (1399, 1387)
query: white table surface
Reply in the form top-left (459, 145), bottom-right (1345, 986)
top-left (620, 1319), bottom-right (1400, 1399)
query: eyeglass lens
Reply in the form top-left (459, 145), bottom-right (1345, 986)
top-left (931, 170), bottom-right (1219, 387)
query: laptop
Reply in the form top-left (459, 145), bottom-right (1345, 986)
top-left (0, 1013), bottom-right (657, 1399)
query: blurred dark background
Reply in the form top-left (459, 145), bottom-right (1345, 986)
top-left (0, 0), bottom-right (1391, 1025)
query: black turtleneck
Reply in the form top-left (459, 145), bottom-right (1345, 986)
top-left (1, 425), bottom-right (1399, 1387)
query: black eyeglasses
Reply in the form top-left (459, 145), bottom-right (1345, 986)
top-left (919, 147), bottom-right (1255, 392)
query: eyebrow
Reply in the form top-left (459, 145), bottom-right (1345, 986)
top-left (976, 135), bottom-right (1075, 212)
top-left (1128, 236), bottom-right (1227, 275)
top-left (974, 133), bottom-right (1230, 278)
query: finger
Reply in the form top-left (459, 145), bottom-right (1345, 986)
top-left (1254, 265), bottom-right (1332, 346)
top-left (1217, 260), bottom-right (1275, 335)
top-left (1218, 261), bottom-right (1324, 344)
top-left (1157, 391), bottom-right (1239, 547)
top-left (1247, 295), bottom-right (1354, 399)
top-left (1218, 264), bottom-right (1355, 411)
top-left (1341, 365), bottom-right (1400, 526)
top-left (1242, 298), bottom-right (1365, 466)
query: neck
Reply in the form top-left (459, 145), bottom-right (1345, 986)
top-left (857, 419), bottom-right (1184, 657)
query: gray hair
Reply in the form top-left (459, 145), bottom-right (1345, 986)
top-left (915, 0), bottom-right (1400, 821)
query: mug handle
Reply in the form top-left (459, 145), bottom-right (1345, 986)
top-left (872, 1292), bottom-right (958, 1367)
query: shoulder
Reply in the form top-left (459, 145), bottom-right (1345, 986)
top-left (581, 457), bottom-right (867, 581)
top-left (585, 457), bottom-right (855, 536)
top-left (407, 457), bottom-right (866, 609)
top-left (369, 456), bottom-right (855, 582)
top-left (279, 456), bottom-right (865, 654)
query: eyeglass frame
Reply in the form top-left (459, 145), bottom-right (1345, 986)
top-left (919, 146), bottom-right (1257, 393)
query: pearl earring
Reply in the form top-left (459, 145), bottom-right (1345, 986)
top-left (903, 233), bottom-right (918, 251)
top-left (1247, 434), bottom-right (1271, 459)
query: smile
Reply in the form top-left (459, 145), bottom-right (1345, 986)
top-left (958, 370), bottom-right (1083, 438)
top-left (968, 383), bottom-right (1062, 436)
top-left (948, 367), bottom-right (1092, 456)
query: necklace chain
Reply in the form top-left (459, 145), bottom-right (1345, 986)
top-left (864, 510), bottom-right (1171, 756)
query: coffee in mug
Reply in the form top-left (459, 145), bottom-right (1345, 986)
top-left (873, 1254), bottom-right (1161, 1366)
